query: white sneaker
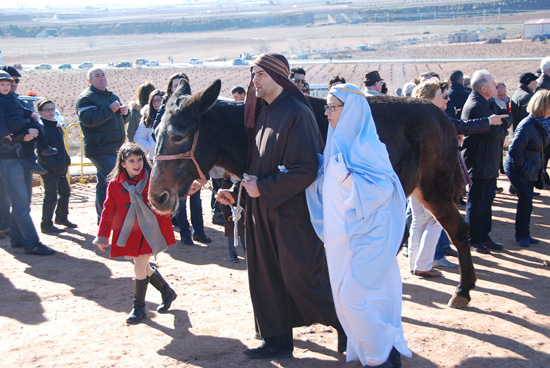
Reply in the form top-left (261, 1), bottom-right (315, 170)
top-left (401, 246), bottom-right (408, 257)
top-left (433, 257), bottom-right (457, 268)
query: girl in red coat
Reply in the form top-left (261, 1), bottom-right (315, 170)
top-left (93, 143), bottom-right (177, 324)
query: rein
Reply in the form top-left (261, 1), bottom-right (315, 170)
top-left (155, 130), bottom-right (208, 186)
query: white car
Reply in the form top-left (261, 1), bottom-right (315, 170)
top-left (78, 62), bottom-right (94, 69)
top-left (18, 93), bottom-right (66, 127)
top-left (189, 58), bottom-right (203, 65)
top-left (232, 58), bottom-right (249, 66)
top-left (145, 60), bottom-right (159, 67)
top-left (35, 64), bottom-right (52, 70)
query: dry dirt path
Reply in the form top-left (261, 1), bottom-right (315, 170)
top-left (1, 177), bottom-right (549, 368)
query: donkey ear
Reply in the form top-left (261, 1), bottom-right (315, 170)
top-left (188, 79), bottom-right (221, 116)
top-left (173, 79), bottom-right (192, 99)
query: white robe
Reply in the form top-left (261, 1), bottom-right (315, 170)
top-left (306, 83), bottom-right (412, 366)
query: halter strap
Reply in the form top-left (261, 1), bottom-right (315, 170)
top-left (154, 130), bottom-right (208, 185)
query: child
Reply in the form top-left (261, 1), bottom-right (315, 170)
top-left (93, 143), bottom-right (177, 324)
top-left (37, 99), bottom-right (77, 234)
top-left (0, 71), bottom-right (57, 174)
top-left (219, 173), bottom-right (246, 263)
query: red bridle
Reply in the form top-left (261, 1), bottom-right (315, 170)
top-left (154, 130), bottom-right (208, 185)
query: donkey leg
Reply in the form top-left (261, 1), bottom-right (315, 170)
top-left (422, 198), bottom-right (476, 308)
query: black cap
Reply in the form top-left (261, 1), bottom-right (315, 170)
top-left (519, 72), bottom-right (537, 85)
top-left (0, 65), bottom-right (22, 78)
top-left (363, 70), bottom-right (383, 83)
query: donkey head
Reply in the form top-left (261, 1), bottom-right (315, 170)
top-left (149, 79), bottom-right (221, 214)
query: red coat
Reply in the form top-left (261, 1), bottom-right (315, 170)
top-left (97, 170), bottom-right (176, 258)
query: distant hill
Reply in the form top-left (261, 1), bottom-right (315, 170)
top-left (1, 0), bottom-right (549, 37)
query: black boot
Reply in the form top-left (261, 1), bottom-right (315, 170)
top-left (149, 267), bottom-right (177, 313)
top-left (126, 277), bottom-right (148, 324)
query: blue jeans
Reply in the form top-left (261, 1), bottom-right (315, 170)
top-left (88, 155), bottom-right (117, 221)
top-left (507, 176), bottom-right (534, 239)
top-left (434, 230), bottom-right (451, 260)
top-left (228, 235), bottom-right (245, 257)
top-left (41, 172), bottom-right (71, 228)
top-left (466, 178), bottom-right (496, 245)
top-left (0, 158), bottom-right (40, 249)
top-left (176, 190), bottom-right (205, 238)
top-left (0, 175), bottom-right (10, 232)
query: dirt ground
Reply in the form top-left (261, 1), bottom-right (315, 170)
top-left (1, 175), bottom-right (549, 368)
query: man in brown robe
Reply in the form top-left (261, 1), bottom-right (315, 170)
top-left (217, 53), bottom-right (342, 359)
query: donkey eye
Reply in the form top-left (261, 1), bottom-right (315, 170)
top-left (170, 134), bottom-right (184, 143)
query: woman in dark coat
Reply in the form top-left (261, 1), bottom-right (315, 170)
top-left (504, 90), bottom-right (550, 247)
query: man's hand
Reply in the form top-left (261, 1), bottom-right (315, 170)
top-left (187, 180), bottom-right (202, 196)
top-left (3, 134), bottom-right (12, 141)
top-left (119, 104), bottom-right (128, 116)
top-left (488, 114), bottom-right (508, 126)
top-left (30, 112), bottom-right (39, 121)
top-left (109, 101), bottom-right (121, 113)
top-left (242, 175), bottom-right (260, 198)
top-left (216, 189), bottom-right (235, 205)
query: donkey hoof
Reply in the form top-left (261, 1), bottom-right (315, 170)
top-left (448, 294), bottom-right (470, 308)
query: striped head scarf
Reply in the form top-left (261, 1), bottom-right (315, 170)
top-left (244, 53), bottom-right (313, 162)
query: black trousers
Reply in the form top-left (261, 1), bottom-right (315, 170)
top-left (41, 172), bottom-right (70, 227)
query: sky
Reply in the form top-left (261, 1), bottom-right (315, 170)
top-left (4, 0), bottom-right (211, 9)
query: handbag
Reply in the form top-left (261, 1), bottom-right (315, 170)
top-left (534, 122), bottom-right (549, 190)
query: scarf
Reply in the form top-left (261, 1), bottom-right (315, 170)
top-left (244, 53), bottom-right (313, 165)
top-left (117, 170), bottom-right (167, 257)
top-left (532, 114), bottom-right (550, 139)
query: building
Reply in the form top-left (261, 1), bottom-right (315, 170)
top-left (448, 32), bottom-right (478, 43)
top-left (523, 19), bottom-right (550, 39)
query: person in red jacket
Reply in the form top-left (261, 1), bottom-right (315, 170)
top-left (93, 143), bottom-right (177, 324)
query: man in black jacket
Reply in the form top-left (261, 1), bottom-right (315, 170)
top-left (76, 68), bottom-right (127, 221)
top-left (37, 99), bottom-right (77, 234)
top-left (511, 72), bottom-right (537, 131)
top-left (461, 70), bottom-right (512, 254)
top-left (447, 70), bottom-right (470, 118)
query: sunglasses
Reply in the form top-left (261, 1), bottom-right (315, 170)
top-left (41, 108), bottom-right (56, 112)
top-left (13, 79), bottom-right (21, 84)
top-left (292, 78), bottom-right (306, 84)
top-left (324, 104), bottom-right (344, 112)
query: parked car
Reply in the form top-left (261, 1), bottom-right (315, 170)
top-left (78, 62), bottom-right (94, 69)
top-left (58, 63), bottom-right (72, 69)
top-left (135, 58), bottom-right (148, 65)
top-left (145, 60), bottom-right (159, 67)
top-left (115, 61), bottom-right (132, 68)
top-left (232, 58), bottom-right (249, 66)
top-left (12, 64), bottom-right (23, 70)
top-left (189, 58), bottom-right (203, 65)
top-left (35, 64), bottom-right (52, 70)
top-left (18, 92), bottom-right (66, 128)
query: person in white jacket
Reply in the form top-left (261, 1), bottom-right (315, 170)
top-left (306, 83), bottom-right (411, 367)
top-left (134, 89), bottom-right (163, 160)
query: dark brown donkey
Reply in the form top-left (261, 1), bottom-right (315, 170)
top-left (149, 79), bottom-right (476, 308)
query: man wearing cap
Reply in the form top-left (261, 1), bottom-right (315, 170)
top-left (0, 66), bottom-right (55, 255)
top-left (217, 53), bottom-right (343, 359)
top-left (363, 71), bottom-right (384, 96)
top-left (76, 67), bottom-right (128, 222)
top-left (511, 72), bottom-right (537, 131)
top-left (536, 57), bottom-right (550, 92)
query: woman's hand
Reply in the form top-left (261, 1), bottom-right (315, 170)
top-left (329, 153), bottom-right (350, 183)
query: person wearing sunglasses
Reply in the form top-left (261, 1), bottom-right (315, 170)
top-left (289, 66), bottom-right (306, 93)
top-left (307, 83), bottom-right (411, 367)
